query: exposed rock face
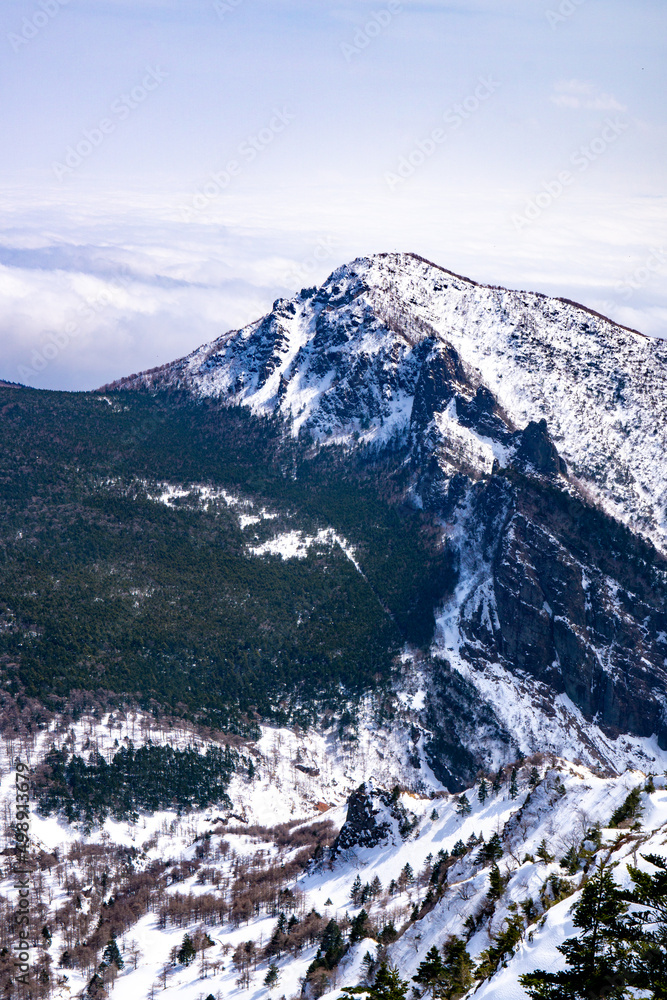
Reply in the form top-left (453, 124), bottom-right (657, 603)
top-left (331, 782), bottom-right (417, 855)
top-left (441, 470), bottom-right (667, 764)
top-left (515, 419), bottom-right (567, 476)
top-left (494, 490), bottom-right (666, 741)
top-left (104, 252), bottom-right (667, 770)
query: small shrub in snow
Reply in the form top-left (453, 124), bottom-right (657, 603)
top-left (536, 839), bottom-right (554, 864)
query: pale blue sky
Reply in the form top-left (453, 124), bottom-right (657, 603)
top-left (1, 0), bottom-right (665, 388)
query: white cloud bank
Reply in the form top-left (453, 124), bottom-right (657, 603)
top-left (1, 182), bottom-right (666, 390)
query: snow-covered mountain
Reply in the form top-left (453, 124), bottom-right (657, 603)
top-left (3, 249), bottom-right (667, 1000)
top-left (107, 252), bottom-right (667, 552)
top-left (106, 252), bottom-right (667, 773)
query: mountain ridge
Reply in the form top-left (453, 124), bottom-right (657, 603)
top-left (103, 251), bottom-right (667, 554)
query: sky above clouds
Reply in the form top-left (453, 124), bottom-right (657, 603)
top-left (0, 0), bottom-right (665, 389)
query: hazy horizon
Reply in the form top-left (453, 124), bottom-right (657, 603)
top-left (1, 0), bottom-right (665, 390)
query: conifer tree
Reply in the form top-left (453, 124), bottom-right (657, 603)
top-left (412, 945), bottom-right (445, 998)
top-left (441, 937), bottom-right (474, 998)
top-left (102, 936), bottom-right (124, 971)
top-left (487, 863), bottom-right (507, 902)
top-left (489, 832), bottom-right (503, 860)
top-left (340, 961), bottom-right (409, 1000)
top-left (509, 768), bottom-right (519, 800)
top-left (478, 779), bottom-right (488, 805)
top-left (476, 912), bottom-right (525, 980)
top-left (560, 844), bottom-right (581, 875)
top-left (626, 853), bottom-right (667, 999)
top-left (520, 865), bottom-right (630, 999)
top-left (609, 786), bottom-right (643, 828)
top-left (412, 939), bottom-right (473, 1000)
top-left (86, 972), bottom-right (105, 997)
top-left (476, 832), bottom-right (503, 866)
top-left (400, 862), bottom-right (414, 887)
top-left (536, 839), bottom-right (554, 864)
top-left (456, 794), bottom-right (471, 817)
top-left (320, 918), bottom-right (345, 968)
top-left (177, 933), bottom-right (196, 967)
top-left (350, 909), bottom-right (373, 944)
top-left (264, 963), bottom-right (280, 988)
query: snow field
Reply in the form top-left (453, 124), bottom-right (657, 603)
top-left (1, 717), bottom-right (665, 998)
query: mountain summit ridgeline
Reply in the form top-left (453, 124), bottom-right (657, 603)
top-left (107, 252), bottom-right (667, 553)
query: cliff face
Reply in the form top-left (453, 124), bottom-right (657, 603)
top-left (432, 468), bottom-right (667, 762)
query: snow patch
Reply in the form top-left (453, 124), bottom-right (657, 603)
top-left (249, 528), bottom-right (362, 571)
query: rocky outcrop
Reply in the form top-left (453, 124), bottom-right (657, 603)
top-left (331, 783), bottom-right (417, 855)
top-left (514, 419), bottom-right (567, 476)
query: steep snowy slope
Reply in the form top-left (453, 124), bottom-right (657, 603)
top-left (107, 252), bottom-right (667, 552)
top-left (6, 713), bottom-right (664, 1000)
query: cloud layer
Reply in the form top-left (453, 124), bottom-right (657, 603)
top-left (0, 0), bottom-right (665, 388)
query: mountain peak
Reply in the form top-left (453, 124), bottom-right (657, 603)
top-left (104, 252), bottom-right (667, 552)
